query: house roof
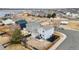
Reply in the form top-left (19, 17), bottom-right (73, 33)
top-left (26, 22), bottom-right (41, 32)
top-left (16, 20), bottom-right (27, 24)
top-left (42, 26), bottom-right (54, 31)
top-left (2, 19), bottom-right (15, 25)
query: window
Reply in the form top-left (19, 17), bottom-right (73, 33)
top-left (42, 30), bottom-right (45, 32)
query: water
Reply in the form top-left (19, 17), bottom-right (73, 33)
top-left (0, 10), bottom-right (25, 17)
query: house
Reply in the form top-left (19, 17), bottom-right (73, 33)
top-left (60, 21), bottom-right (69, 25)
top-left (66, 12), bottom-right (71, 16)
top-left (15, 19), bottom-right (28, 29)
top-left (26, 22), bottom-right (54, 40)
top-left (32, 26), bottom-right (55, 40)
top-left (2, 18), bottom-right (15, 25)
top-left (71, 13), bottom-right (79, 18)
top-left (37, 26), bottom-right (54, 40)
top-left (26, 22), bottom-right (42, 32)
top-left (4, 14), bottom-right (14, 19)
top-left (26, 22), bottom-right (42, 37)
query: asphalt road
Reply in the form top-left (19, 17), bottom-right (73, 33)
top-left (56, 29), bottom-right (79, 50)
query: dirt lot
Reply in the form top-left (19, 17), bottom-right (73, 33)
top-left (0, 32), bottom-right (63, 50)
top-left (67, 21), bottom-right (79, 30)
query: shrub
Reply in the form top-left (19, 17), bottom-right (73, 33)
top-left (11, 29), bottom-right (22, 44)
top-left (47, 14), bottom-right (52, 18)
top-left (51, 13), bottom-right (56, 18)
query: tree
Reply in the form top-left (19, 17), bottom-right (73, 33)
top-left (51, 13), bottom-right (56, 18)
top-left (11, 29), bottom-right (22, 44)
top-left (47, 14), bottom-right (52, 18)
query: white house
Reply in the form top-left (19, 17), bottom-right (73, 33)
top-left (71, 13), bottom-right (79, 18)
top-left (26, 22), bottom-right (54, 40)
top-left (37, 26), bottom-right (54, 40)
top-left (2, 19), bottom-right (15, 25)
top-left (66, 12), bottom-right (71, 16)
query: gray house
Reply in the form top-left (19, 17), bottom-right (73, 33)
top-left (26, 22), bottom-right (42, 32)
top-left (26, 22), bottom-right (54, 40)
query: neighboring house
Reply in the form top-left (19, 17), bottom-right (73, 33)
top-left (71, 13), bottom-right (79, 18)
top-left (60, 21), bottom-right (69, 25)
top-left (4, 13), bottom-right (14, 19)
top-left (15, 19), bottom-right (28, 29)
top-left (66, 12), bottom-right (71, 16)
top-left (2, 19), bottom-right (15, 25)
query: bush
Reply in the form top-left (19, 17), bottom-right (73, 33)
top-left (47, 14), bottom-right (52, 18)
top-left (47, 13), bottom-right (56, 18)
top-left (51, 13), bottom-right (56, 18)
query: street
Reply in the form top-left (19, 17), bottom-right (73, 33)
top-left (57, 29), bottom-right (79, 50)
